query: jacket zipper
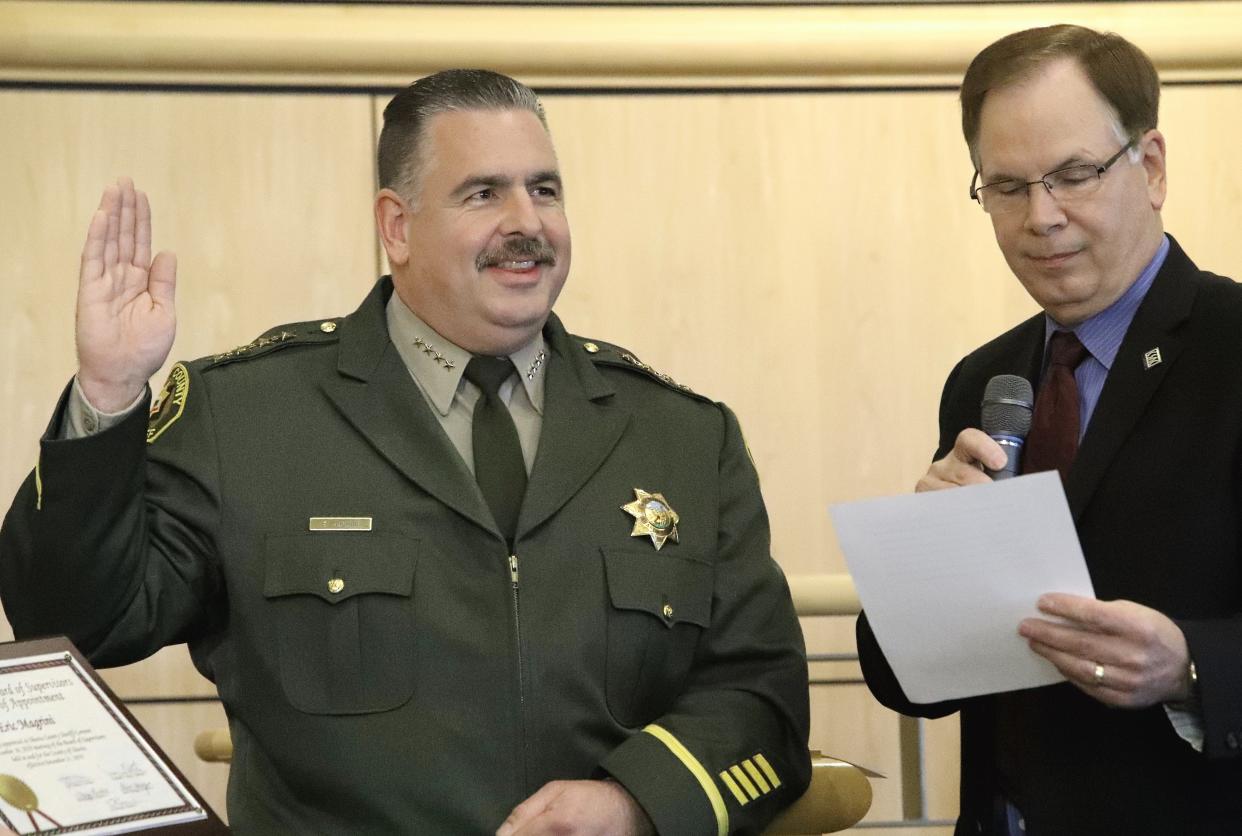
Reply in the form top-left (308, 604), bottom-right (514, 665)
top-left (509, 553), bottom-right (524, 705)
top-left (509, 553), bottom-right (528, 789)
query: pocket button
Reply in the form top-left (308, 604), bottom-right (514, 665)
top-left (327, 578), bottom-right (345, 594)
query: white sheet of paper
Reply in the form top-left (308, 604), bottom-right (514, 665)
top-left (831, 471), bottom-right (1096, 703)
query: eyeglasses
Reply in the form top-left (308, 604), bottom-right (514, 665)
top-left (969, 140), bottom-right (1136, 215)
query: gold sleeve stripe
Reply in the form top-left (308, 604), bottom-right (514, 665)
top-left (729, 764), bottom-right (760, 800)
top-left (34, 459), bottom-right (43, 511)
top-left (754, 753), bottom-right (782, 789)
top-left (742, 758), bottom-right (771, 793)
top-left (718, 769), bottom-right (749, 805)
top-left (643, 724), bottom-right (728, 836)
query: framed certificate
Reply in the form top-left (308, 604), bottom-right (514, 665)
top-left (0, 637), bottom-right (226, 834)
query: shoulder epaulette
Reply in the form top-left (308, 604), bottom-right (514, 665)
top-left (573, 336), bottom-right (710, 403)
top-left (205, 318), bottom-right (343, 369)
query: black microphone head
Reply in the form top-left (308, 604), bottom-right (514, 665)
top-left (981, 374), bottom-right (1034, 439)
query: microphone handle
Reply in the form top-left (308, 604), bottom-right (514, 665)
top-left (985, 435), bottom-right (1023, 480)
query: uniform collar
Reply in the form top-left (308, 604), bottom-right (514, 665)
top-left (385, 291), bottom-right (547, 416)
top-left (508, 338), bottom-right (548, 416)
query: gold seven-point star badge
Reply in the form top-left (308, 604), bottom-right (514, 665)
top-left (622, 488), bottom-right (680, 551)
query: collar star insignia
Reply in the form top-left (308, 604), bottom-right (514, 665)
top-left (622, 488), bottom-right (680, 551)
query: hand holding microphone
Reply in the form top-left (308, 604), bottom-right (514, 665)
top-left (915, 374), bottom-right (1033, 491)
top-left (980, 375), bottom-right (1034, 480)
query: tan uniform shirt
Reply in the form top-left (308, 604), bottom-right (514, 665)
top-left (384, 291), bottom-right (545, 475)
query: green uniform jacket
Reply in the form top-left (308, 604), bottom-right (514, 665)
top-left (0, 278), bottom-right (810, 834)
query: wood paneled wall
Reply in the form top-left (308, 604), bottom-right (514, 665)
top-left (2, 3), bottom-right (1241, 832)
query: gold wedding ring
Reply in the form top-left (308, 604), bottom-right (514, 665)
top-left (1092, 663), bottom-right (1106, 685)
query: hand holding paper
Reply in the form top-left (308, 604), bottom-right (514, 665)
top-left (1020, 594), bottom-right (1192, 707)
top-left (832, 471), bottom-right (1095, 703)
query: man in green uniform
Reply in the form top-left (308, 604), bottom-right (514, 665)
top-left (0, 70), bottom-right (810, 834)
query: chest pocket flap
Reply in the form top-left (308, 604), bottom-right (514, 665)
top-left (262, 532), bottom-right (418, 714)
top-left (603, 549), bottom-right (712, 628)
top-left (264, 533), bottom-right (414, 604)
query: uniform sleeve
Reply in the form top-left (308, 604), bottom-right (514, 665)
top-left (0, 367), bottom-right (224, 668)
top-left (600, 404), bottom-right (811, 836)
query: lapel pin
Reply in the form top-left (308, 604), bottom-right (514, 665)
top-left (1143, 347), bottom-right (1162, 370)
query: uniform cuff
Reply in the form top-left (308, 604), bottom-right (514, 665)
top-left (36, 381), bottom-right (150, 514)
top-left (600, 724), bottom-right (725, 836)
top-left (64, 377), bottom-right (148, 439)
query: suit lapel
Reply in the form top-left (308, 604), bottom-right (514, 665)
top-left (517, 316), bottom-right (631, 539)
top-left (1065, 240), bottom-right (1200, 519)
top-left (322, 279), bottom-right (495, 534)
top-left (1017, 318), bottom-right (1046, 386)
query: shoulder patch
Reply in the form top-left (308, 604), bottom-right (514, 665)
top-left (206, 319), bottom-right (342, 369)
top-left (148, 362), bottom-right (190, 444)
top-left (574, 337), bottom-right (709, 402)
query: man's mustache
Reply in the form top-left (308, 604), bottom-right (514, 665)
top-left (476, 238), bottom-right (557, 270)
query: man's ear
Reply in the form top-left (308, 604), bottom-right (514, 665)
top-left (1140, 128), bottom-right (1167, 211)
top-left (375, 188), bottom-right (411, 267)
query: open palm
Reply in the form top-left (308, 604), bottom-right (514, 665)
top-left (76, 177), bottom-right (177, 412)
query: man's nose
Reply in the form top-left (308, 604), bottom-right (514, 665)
top-left (500, 191), bottom-right (542, 237)
top-left (1023, 180), bottom-right (1067, 233)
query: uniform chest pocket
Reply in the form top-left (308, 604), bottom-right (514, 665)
top-left (264, 533), bottom-right (418, 715)
top-left (602, 548), bottom-right (712, 728)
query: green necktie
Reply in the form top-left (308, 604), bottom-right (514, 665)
top-left (464, 356), bottom-right (527, 546)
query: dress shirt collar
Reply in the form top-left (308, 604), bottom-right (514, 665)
top-left (1045, 234), bottom-right (1170, 368)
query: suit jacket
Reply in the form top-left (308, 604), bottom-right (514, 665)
top-left (857, 237), bottom-right (1242, 835)
top-left (0, 278), bottom-right (811, 834)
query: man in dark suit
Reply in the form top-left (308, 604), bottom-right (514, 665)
top-left (0, 70), bottom-right (810, 834)
top-left (856, 25), bottom-right (1242, 835)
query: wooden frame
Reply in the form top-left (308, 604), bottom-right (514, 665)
top-left (2, 1), bottom-right (1242, 90)
top-left (0, 637), bottom-right (228, 834)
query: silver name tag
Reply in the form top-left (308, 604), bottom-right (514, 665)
top-left (308, 517), bottom-right (373, 532)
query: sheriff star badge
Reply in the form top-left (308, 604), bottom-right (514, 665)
top-left (622, 488), bottom-right (680, 551)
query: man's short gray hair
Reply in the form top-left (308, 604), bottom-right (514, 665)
top-left (377, 69), bottom-right (548, 204)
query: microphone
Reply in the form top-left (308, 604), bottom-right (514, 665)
top-left (980, 375), bottom-right (1034, 480)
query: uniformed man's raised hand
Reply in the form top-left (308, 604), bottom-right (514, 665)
top-left (495, 779), bottom-right (654, 836)
top-left (75, 177), bottom-right (177, 413)
top-left (915, 428), bottom-right (1008, 492)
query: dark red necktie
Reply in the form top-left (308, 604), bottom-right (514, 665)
top-left (1022, 330), bottom-right (1089, 481)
